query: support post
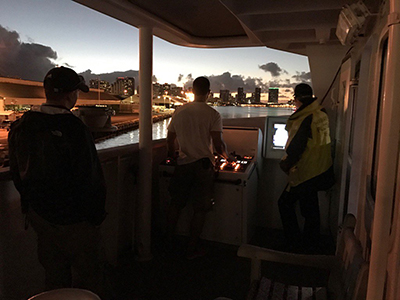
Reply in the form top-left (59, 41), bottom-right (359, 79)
top-left (366, 1), bottom-right (400, 298)
top-left (136, 26), bottom-right (153, 261)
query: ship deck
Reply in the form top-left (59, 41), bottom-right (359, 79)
top-left (108, 228), bottom-right (335, 300)
top-left (0, 115), bottom-right (336, 300)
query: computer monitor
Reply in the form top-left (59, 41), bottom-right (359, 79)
top-left (263, 116), bottom-right (289, 159)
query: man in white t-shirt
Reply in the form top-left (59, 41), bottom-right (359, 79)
top-left (166, 76), bottom-right (230, 259)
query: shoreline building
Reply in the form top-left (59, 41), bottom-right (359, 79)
top-left (252, 87), bottom-right (261, 103)
top-left (111, 77), bottom-right (135, 97)
top-left (219, 89), bottom-right (230, 103)
top-left (268, 87), bottom-right (279, 103)
top-left (153, 83), bottom-right (184, 97)
top-left (89, 79), bottom-right (111, 93)
top-left (0, 76), bottom-right (120, 111)
top-left (237, 87), bottom-right (245, 103)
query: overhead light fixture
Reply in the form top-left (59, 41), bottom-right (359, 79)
top-left (336, 1), bottom-right (370, 45)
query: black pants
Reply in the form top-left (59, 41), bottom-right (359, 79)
top-left (27, 210), bottom-right (106, 296)
top-left (278, 181), bottom-right (320, 248)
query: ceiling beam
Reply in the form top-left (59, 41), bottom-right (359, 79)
top-left (220, 0), bottom-right (350, 15)
top-left (239, 10), bottom-right (338, 32)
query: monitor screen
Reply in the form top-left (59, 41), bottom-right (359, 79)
top-left (263, 115), bottom-right (290, 159)
top-left (272, 123), bottom-right (288, 150)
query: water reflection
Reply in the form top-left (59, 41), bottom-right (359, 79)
top-left (154, 119), bottom-right (169, 140)
top-left (96, 118), bottom-right (171, 150)
top-left (96, 106), bottom-right (293, 150)
top-left (216, 106), bottom-right (292, 118)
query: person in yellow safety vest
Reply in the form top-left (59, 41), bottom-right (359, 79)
top-left (278, 83), bottom-right (334, 254)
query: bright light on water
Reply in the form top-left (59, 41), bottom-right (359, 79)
top-left (216, 106), bottom-right (292, 118)
top-left (96, 119), bottom-right (170, 150)
top-left (95, 106), bottom-right (293, 150)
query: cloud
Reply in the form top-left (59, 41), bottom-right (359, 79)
top-left (183, 74), bottom-right (194, 90)
top-left (243, 76), bottom-right (266, 91)
top-left (181, 72), bottom-right (268, 93)
top-left (292, 71), bottom-right (311, 83)
top-left (259, 62), bottom-right (288, 77)
top-left (79, 69), bottom-right (140, 87)
top-left (266, 74), bottom-right (313, 91)
top-left (209, 72), bottom-right (247, 91)
top-left (80, 68), bottom-right (310, 95)
top-left (81, 70), bottom-right (271, 94)
top-left (266, 79), bottom-right (293, 89)
top-left (0, 25), bottom-right (57, 81)
top-left (179, 71), bottom-right (313, 93)
top-left (64, 62), bottom-right (75, 68)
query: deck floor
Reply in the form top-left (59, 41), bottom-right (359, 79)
top-left (109, 228), bottom-right (335, 300)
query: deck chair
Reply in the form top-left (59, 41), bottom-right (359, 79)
top-left (238, 214), bottom-right (369, 300)
top-left (27, 288), bottom-right (101, 300)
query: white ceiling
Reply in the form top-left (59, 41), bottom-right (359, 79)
top-left (74, 0), bottom-right (381, 55)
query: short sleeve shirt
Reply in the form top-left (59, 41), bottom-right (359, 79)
top-left (168, 102), bottom-right (222, 165)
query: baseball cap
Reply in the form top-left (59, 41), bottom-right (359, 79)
top-left (294, 83), bottom-right (313, 98)
top-left (44, 66), bottom-right (89, 93)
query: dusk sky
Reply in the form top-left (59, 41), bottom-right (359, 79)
top-left (0, 0), bottom-right (311, 94)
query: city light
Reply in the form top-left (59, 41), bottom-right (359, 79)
top-left (185, 92), bottom-right (194, 102)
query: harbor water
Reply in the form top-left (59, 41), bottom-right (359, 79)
top-left (95, 106), bottom-right (293, 150)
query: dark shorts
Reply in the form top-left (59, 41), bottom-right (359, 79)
top-left (169, 158), bottom-right (215, 212)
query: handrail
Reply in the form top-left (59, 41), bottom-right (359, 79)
top-left (97, 139), bottom-right (166, 162)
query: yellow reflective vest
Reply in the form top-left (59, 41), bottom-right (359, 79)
top-left (284, 100), bottom-right (332, 187)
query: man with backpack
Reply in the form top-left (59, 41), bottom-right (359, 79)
top-left (8, 67), bottom-right (107, 295)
